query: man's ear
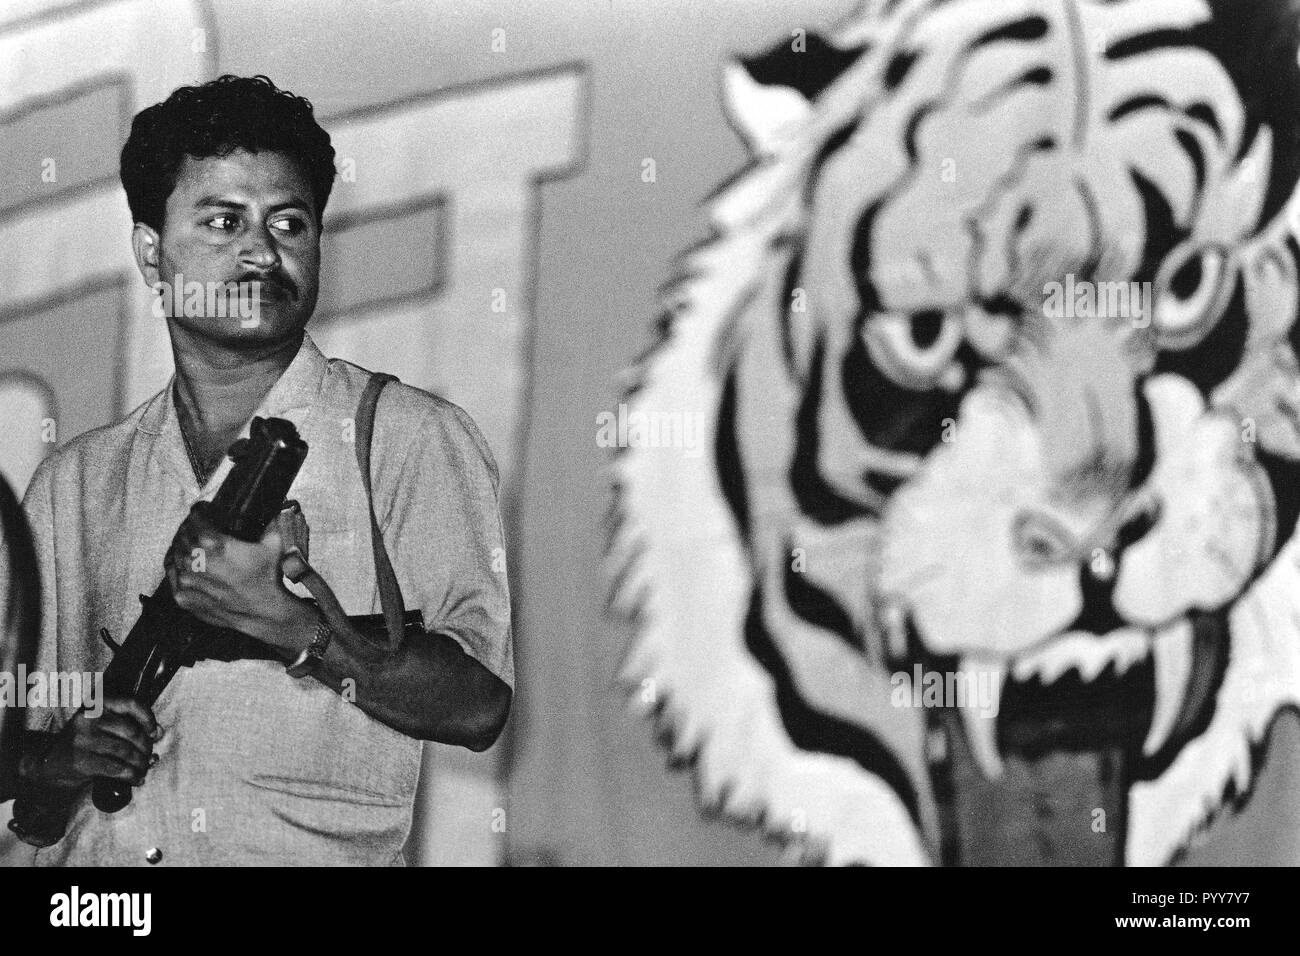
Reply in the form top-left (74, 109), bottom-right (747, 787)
top-left (131, 222), bottom-right (162, 289)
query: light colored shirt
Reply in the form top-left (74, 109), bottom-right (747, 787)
top-left (21, 333), bottom-right (513, 865)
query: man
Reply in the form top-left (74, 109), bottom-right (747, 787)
top-left (7, 75), bottom-right (513, 865)
top-left (1, 472), bottom-right (39, 805)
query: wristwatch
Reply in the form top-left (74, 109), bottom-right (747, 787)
top-left (286, 612), bottom-right (336, 679)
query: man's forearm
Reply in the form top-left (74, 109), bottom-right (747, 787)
top-left (275, 601), bottom-right (511, 749)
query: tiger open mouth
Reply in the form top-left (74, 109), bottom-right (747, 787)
top-left (885, 606), bottom-right (1230, 784)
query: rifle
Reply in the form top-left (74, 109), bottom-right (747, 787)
top-left (92, 416), bottom-right (307, 813)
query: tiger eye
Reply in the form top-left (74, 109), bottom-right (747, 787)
top-left (1169, 253), bottom-right (1205, 300)
top-left (910, 310), bottom-right (946, 348)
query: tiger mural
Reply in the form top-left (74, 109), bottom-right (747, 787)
top-left (608, 0), bottom-right (1300, 866)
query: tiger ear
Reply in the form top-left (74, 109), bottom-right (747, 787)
top-left (724, 34), bottom-right (865, 154)
top-left (723, 61), bottom-right (815, 155)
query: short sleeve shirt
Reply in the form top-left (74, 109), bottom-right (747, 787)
top-left (21, 333), bottom-right (513, 865)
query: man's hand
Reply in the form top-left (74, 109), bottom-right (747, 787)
top-left (165, 501), bottom-right (313, 652)
top-left (166, 502), bottom-right (510, 750)
top-left (20, 698), bottom-right (160, 803)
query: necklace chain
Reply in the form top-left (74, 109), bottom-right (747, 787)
top-left (175, 389), bottom-right (214, 486)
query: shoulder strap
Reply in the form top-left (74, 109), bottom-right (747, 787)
top-left (355, 373), bottom-right (406, 649)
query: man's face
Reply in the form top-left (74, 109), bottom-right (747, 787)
top-left (147, 148), bottom-right (321, 346)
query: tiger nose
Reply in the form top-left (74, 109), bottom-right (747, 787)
top-left (1013, 496), bottom-right (1160, 571)
top-left (1096, 496), bottom-right (1163, 578)
top-left (1011, 510), bottom-right (1078, 570)
top-left (1014, 495), bottom-right (1162, 589)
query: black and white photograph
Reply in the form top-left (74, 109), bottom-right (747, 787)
top-left (0, 0), bottom-right (1294, 925)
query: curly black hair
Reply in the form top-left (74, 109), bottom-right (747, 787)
top-left (120, 74), bottom-right (336, 230)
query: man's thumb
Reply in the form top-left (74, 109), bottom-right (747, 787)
top-left (280, 547), bottom-right (309, 583)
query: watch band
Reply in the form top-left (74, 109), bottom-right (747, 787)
top-left (286, 613), bottom-right (335, 679)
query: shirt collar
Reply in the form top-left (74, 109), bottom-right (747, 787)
top-left (251, 331), bottom-right (330, 419)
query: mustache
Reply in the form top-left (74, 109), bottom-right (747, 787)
top-left (233, 272), bottom-right (297, 299)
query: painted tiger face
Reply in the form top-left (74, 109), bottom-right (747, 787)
top-left (845, 0), bottom-right (1300, 740)
top-left (613, 0), bottom-right (1300, 866)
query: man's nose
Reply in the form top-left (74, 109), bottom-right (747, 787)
top-left (239, 226), bottom-right (281, 272)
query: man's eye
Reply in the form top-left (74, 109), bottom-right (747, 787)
top-left (206, 215), bottom-right (237, 231)
top-left (270, 217), bottom-right (306, 236)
